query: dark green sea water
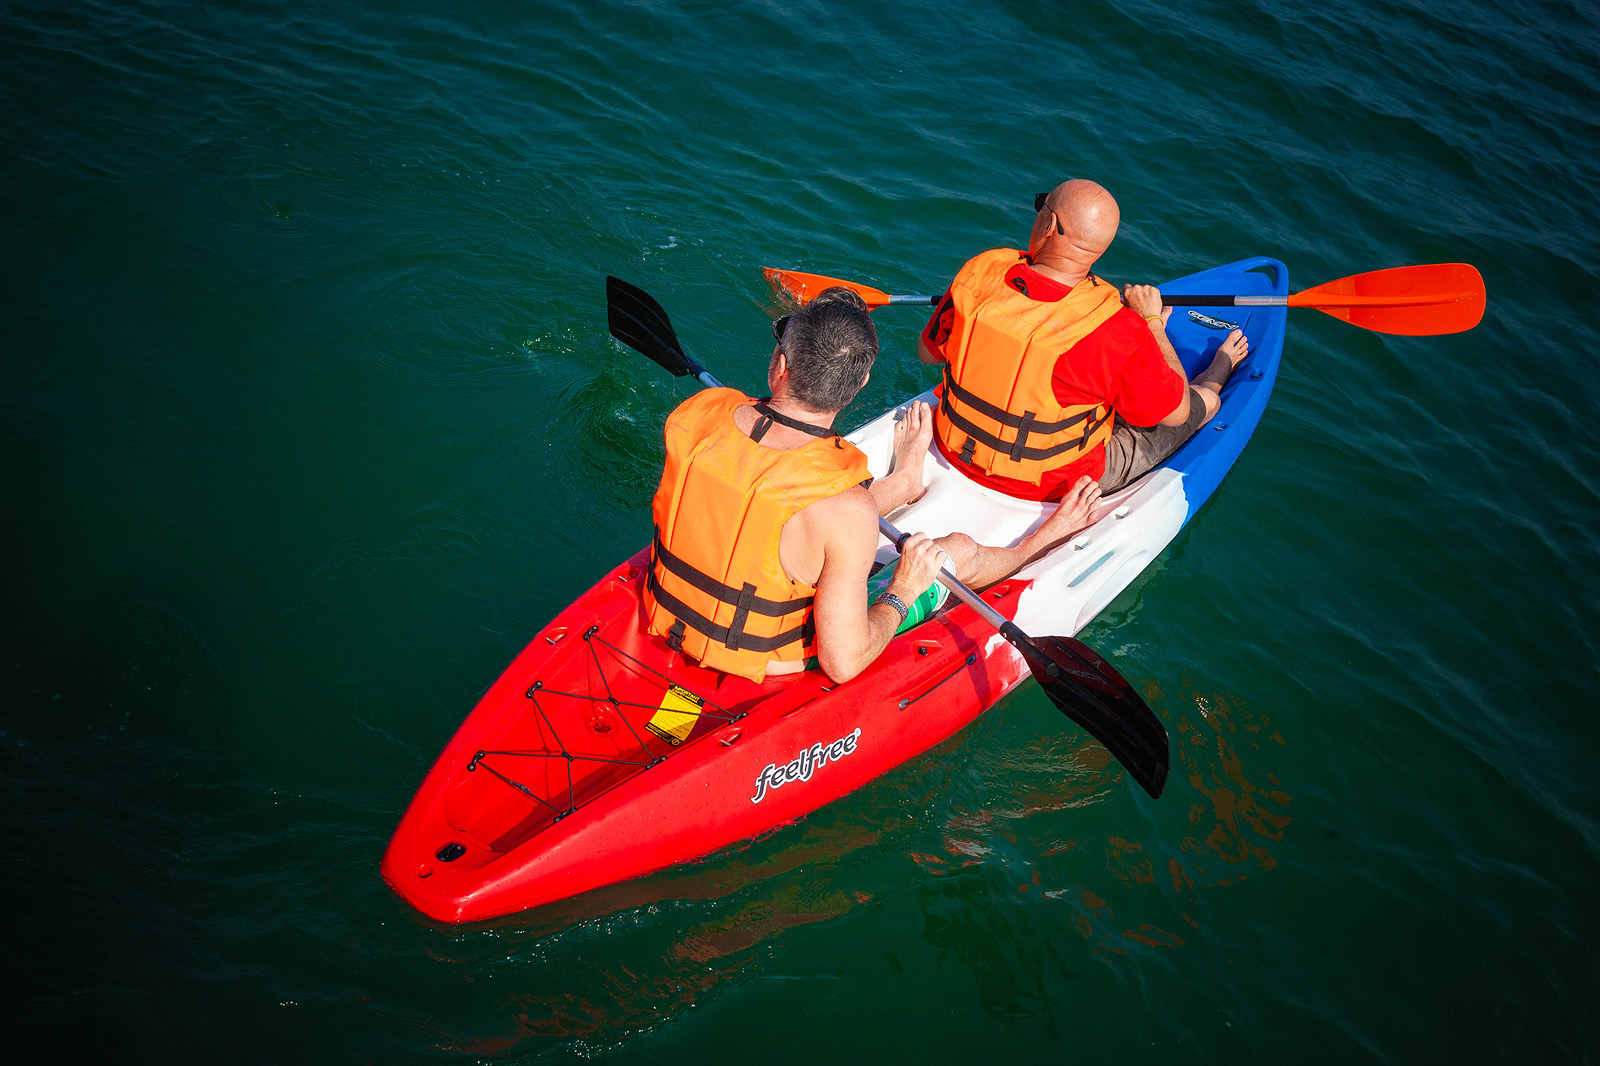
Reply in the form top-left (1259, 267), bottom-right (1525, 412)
top-left (4, 0), bottom-right (1597, 1061)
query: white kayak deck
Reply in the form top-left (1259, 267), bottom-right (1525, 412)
top-left (850, 389), bottom-right (1192, 640)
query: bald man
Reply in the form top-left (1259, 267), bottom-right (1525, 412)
top-left (918, 179), bottom-right (1249, 499)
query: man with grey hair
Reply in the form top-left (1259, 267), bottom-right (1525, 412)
top-left (644, 288), bottom-right (1094, 684)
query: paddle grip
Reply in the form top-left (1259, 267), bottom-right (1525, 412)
top-left (1161, 295), bottom-right (1238, 307)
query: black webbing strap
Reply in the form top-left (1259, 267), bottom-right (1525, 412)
top-left (1010, 411), bottom-right (1037, 462)
top-left (942, 368), bottom-right (1110, 462)
top-left (942, 368), bottom-right (1100, 434)
top-left (647, 567), bottom-right (814, 653)
top-left (942, 397), bottom-right (1110, 461)
top-left (651, 531), bottom-right (814, 618)
top-left (750, 401), bottom-right (836, 443)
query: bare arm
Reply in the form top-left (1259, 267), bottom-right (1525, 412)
top-left (803, 488), bottom-right (944, 683)
top-left (1123, 284), bottom-right (1191, 427)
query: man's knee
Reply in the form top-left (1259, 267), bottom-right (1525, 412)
top-left (1193, 385), bottom-right (1222, 426)
top-left (935, 531), bottom-right (978, 574)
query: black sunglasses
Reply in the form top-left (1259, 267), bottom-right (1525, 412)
top-left (772, 313), bottom-right (791, 341)
top-left (1034, 191), bottom-right (1065, 235)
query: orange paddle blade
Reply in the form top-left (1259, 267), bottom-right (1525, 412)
top-left (1290, 263), bottom-right (1486, 335)
top-left (762, 267), bottom-right (891, 308)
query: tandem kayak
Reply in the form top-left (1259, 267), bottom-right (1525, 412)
top-left (381, 257), bottom-right (1288, 923)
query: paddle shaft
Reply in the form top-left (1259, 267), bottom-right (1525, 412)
top-left (814, 292), bottom-right (1463, 309)
top-left (1171, 293), bottom-right (1471, 308)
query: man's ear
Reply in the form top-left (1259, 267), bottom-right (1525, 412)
top-left (767, 347), bottom-right (787, 391)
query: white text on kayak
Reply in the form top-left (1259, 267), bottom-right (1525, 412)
top-left (750, 728), bottom-right (862, 804)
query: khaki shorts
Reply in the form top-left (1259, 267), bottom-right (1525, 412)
top-left (1098, 388), bottom-right (1207, 494)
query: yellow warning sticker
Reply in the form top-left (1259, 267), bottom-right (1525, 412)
top-left (645, 684), bottom-right (704, 747)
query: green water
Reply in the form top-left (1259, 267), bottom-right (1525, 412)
top-left (3, 0), bottom-right (1597, 1061)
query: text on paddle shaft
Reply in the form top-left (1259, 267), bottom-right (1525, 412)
top-left (750, 728), bottom-right (862, 804)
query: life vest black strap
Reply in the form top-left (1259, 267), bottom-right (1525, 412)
top-left (750, 400), bottom-right (837, 442)
top-left (943, 399), bottom-right (1110, 461)
top-left (647, 564), bottom-right (815, 654)
top-left (941, 368), bottom-right (1102, 435)
top-left (651, 531), bottom-right (815, 618)
top-left (941, 367), bottom-right (1110, 461)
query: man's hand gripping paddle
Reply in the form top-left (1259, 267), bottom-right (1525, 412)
top-left (606, 274), bottom-right (1170, 798)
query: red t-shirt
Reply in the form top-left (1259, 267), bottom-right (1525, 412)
top-left (922, 261), bottom-right (1184, 500)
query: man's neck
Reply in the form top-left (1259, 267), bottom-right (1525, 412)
top-left (739, 394), bottom-right (840, 448)
top-left (1026, 253), bottom-right (1088, 289)
top-left (762, 394), bottom-right (837, 430)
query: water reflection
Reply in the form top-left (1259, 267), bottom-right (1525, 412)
top-left (425, 683), bottom-right (1292, 1052)
top-left (916, 867), bottom-right (1072, 1023)
top-left (911, 679), bottom-right (1292, 993)
top-left (1172, 687), bottom-right (1293, 884)
top-left (434, 819), bottom-right (877, 1055)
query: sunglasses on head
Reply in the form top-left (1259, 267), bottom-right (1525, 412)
top-left (1034, 191), bottom-right (1066, 235)
top-left (773, 313), bottom-right (792, 343)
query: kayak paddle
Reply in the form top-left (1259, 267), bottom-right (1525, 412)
top-left (878, 517), bottom-right (1168, 797)
top-left (606, 275), bottom-right (723, 389)
top-left (760, 268), bottom-right (936, 308)
top-left (763, 263), bottom-right (1487, 336)
top-left (605, 275), bottom-right (1170, 798)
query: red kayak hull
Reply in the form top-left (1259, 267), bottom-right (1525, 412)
top-left (381, 548), bottom-right (1032, 923)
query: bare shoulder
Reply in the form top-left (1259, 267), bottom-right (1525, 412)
top-left (780, 482), bottom-right (879, 588)
top-left (793, 483), bottom-right (878, 552)
top-left (811, 482), bottom-right (877, 527)
top-left (808, 485), bottom-right (880, 591)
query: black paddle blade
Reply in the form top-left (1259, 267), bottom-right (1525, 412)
top-left (1005, 627), bottom-right (1169, 798)
top-left (606, 275), bottom-right (691, 376)
top-left (1053, 636), bottom-right (1153, 718)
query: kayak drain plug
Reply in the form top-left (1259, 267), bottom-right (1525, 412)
top-left (436, 842), bottom-right (467, 863)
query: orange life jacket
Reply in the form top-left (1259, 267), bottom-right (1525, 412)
top-left (933, 248), bottom-right (1125, 485)
top-left (644, 388), bottom-right (872, 682)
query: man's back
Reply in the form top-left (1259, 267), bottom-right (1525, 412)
top-left (919, 179), bottom-right (1244, 499)
top-left (646, 387), bottom-right (871, 681)
top-left (921, 248), bottom-right (1182, 499)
